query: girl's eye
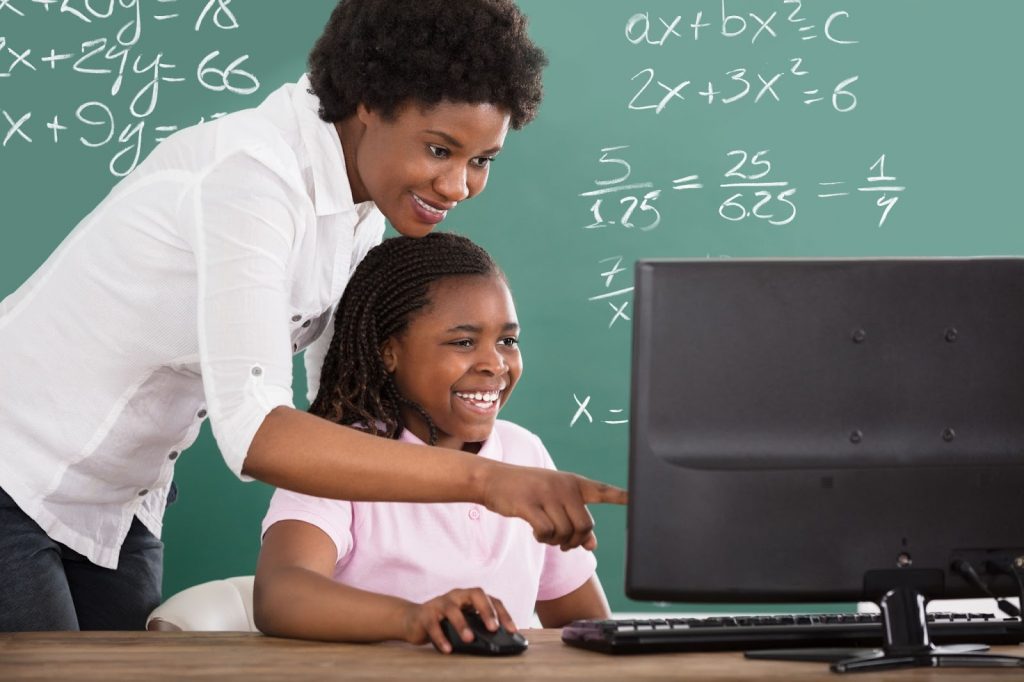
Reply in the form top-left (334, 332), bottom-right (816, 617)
top-left (451, 339), bottom-right (473, 348)
top-left (471, 156), bottom-right (495, 168)
top-left (500, 337), bottom-right (519, 348)
top-left (428, 144), bottom-right (450, 159)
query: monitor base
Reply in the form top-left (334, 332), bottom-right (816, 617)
top-left (745, 587), bottom-right (1024, 673)
top-left (831, 646), bottom-right (1024, 673)
top-left (746, 643), bottom-right (988, 665)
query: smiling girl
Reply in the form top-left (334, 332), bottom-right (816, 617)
top-left (255, 233), bottom-right (612, 650)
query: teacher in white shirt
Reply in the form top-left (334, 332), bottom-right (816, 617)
top-left (0, 0), bottom-right (626, 631)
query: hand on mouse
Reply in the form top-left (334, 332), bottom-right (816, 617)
top-left (402, 588), bottom-right (517, 654)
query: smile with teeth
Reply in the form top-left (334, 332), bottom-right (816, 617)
top-left (455, 390), bottom-right (501, 409)
top-left (412, 193), bottom-right (446, 215)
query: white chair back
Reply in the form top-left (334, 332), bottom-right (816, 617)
top-left (146, 575), bottom-right (256, 632)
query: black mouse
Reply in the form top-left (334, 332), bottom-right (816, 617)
top-left (438, 608), bottom-right (528, 656)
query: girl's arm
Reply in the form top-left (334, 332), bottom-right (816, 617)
top-left (254, 519), bottom-right (516, 650)
top-left (535, 575), bottom-right (612, 628)
top-left (244, 406), bottom-right (627, 551)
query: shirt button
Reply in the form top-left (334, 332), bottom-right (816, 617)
top-left (138, 489), bottom-right (149, 496)
top-left (468, 508), bottom-right (481, 521)
top-left (302, 319), bottom-right (312, 328)
top-left (168, 451), bottom-right (179, 460)
top-left (196, 409), bottom-right (207, 419)
top-left (291, 314), bottom-right (302, 322)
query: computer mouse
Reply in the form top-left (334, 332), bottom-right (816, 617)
top-left (438, 608), bottom-right (529, 656)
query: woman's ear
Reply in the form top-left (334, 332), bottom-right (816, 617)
top-left (380, 338), bottom-right (398, 373)
top-left (356, 102), bottom-right (374, 127)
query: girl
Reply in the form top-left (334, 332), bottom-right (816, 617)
top-left (255, 233), bottom-right (612, 650)
top-left (0, 0), bottom-right (624, 631)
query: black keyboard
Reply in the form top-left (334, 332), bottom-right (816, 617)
top-left (561, 613), bottom-right (1024, 654)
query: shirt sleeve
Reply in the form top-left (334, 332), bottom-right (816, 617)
top-left (180, 151), bottom-right (302, 480)
top-left (262, 487), bottom-right (354, 563)
top-left (530, 433), bottom-right (599, 601)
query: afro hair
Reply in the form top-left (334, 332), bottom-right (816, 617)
top-left (307, 0), bottom-right (547, 130)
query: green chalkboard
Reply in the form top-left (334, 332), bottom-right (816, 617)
top-left (2, 1), bottom-right (1022, 616)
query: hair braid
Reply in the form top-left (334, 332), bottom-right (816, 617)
top-left (309, 232), bottom-right (502, 445)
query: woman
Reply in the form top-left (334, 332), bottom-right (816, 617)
top-left (0, 0), bottom-right (626, 631)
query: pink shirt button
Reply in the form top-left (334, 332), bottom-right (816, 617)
top-left (468, 508), bottom-right (481, 520)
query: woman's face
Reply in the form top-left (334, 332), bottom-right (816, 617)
top-left (381, 273), bottom-right (522, 451)
top-left (349, 101), bottom-right (511, 237)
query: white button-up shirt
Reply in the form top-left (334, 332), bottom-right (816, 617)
top-left (0, 75), bottom-right (385, 569)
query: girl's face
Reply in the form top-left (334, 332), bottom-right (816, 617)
top-left (381, 274), bottom-right (522, 451)
top-left (348, 101), bottom-right (511, 238)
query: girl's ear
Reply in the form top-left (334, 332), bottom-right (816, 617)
top-left (380, 338), bottom-right (398, 373)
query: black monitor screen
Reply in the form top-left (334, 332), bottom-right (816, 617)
top-left (626, 258), bottom-right (1024, 604)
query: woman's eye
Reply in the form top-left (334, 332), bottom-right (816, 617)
top-left (428, 144), bottom-right (449, 159)
top-left (471, 156), bottom-right (494, 168)
top-left (451, 339), bottom-right (473, 348)
top-left (500, 337), bottom-right (519, 348)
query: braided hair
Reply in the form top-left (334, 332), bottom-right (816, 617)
top-left (309, 232), bottom-right (501, 444)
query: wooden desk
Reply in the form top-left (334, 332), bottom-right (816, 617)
top-left (1, 630), bottom-right (1021, 681)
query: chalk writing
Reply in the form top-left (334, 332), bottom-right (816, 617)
top-left (579, 146), bottom-right (906, 233)
top-left (629, 63), bottom-right (858, 113)
top-left (815, 155), bottom-right (907, 228)
top-left (578, 146), bottom-right (663, 231)
top-left (625, 2), bottom-right (859, 114)
top-left (570, 393), bottom-right (629, 428)
top-left (624, 2), bottom-right (858, 46)
top-left (0, 0), bottom-right (262, 176)
top-left (588, 256), bottom-right (633, 329)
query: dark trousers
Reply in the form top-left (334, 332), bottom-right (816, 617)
top-left (0, 485), bottom-right (163, 631)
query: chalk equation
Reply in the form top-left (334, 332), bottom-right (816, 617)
top-left (571, 393), bottom-right (628, 428)
top-left (629, 62), bottom-right (858, 114)
top-left (625, 2), bottom-right (858, 47)
top-left (624, 2), bottom-right (859, 114)
top-left (0, 0), bottom-right (261, 176)
top-left (578, 146), bottom-right (906, 230)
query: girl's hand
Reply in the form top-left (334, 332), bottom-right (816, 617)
top-left (402, 588), bottom-right (517, 653)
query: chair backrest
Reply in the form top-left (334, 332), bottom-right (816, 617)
top-left (146, 576), bottom-right (256, 632)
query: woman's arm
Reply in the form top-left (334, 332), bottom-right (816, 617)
top-left (255, 519), bottom-right (516, 650)
top-left (244, 406), bottom-right (627, 550)
top-left (534, 575), bottom-right (612, 628)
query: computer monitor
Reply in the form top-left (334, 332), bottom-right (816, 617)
top-left (625, 257), bottom-right (1024, 669)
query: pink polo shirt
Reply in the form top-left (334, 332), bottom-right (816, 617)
top-left (261, 420), bottom-right (598, 626)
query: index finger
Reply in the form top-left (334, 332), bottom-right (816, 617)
top-left (492, 598), bottom-right (518, 634)
top-left (579, 478), bottom-right (628, 505)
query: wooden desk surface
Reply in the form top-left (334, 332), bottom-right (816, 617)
top-left (1, 630), bottom-right (1022, 681)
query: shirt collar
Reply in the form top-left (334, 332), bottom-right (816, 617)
top-left (397, 423), bottom-right (504, 462)
top-left (292, 74), bottom-right (361, 217)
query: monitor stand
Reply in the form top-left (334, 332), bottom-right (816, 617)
top-left (745, 587), bottom-right (1024, 673)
